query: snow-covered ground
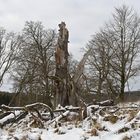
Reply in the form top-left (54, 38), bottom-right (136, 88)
top-left (0, 102), bottom-right (140, 140)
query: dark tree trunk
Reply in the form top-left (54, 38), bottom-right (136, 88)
top-left (55, 22), bottom-right (70, 107)
top-left (120, 72), bottom-right (125, 101)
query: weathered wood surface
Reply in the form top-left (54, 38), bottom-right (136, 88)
top-left (55, 22), bottom-right (70, 107)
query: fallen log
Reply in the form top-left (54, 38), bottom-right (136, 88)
top-left (25, 102), bottom-right (54, 119)
top-left (0, 102), bottom-right (54, 120)
top-left (53, 107), bottom-right (81, 112)
top-left (0, 105), bottom-right (24, 111)
top-left (0, 111), bottom-right (21, 127)
top-left (14, 111), bottom-right (28, 123)
top-left (96, 100), bottom-right (114, 106)
top-left (48, 110), bottom-right (70, 125)
top-left (0, 112), bottom-right (12, 119)
top-left (0, 102), bottom-right (54, 127)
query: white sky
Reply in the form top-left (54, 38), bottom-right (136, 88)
top-left (0, 0), bottom-right (140, 91)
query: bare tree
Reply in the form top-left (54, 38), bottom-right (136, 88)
top-left (86, 32), bottom-right (111, 97)
top-left (86, 5), bottom-right (140, 100)
top-left (0, 27), bottom-right (20, 87)
top-left (12, 21), bottom-right (56, 107)
top-left (107, 5), bottom-right (140, 100)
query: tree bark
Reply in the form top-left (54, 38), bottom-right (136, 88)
top-left (55, 22), bottom-right (70, 107)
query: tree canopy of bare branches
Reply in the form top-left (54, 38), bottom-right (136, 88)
top-left (86, 5), bottom-right (140, 100)
top-left (0, 28), bottom-right (20, 87)
top-left (12, 21), bottom-right (56, 107)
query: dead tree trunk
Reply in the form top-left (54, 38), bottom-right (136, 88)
top-left (55, 22), bottom-right (70, 107)
top-left (54, 22), bottom-right (90, 107)
top-left (72, 51), bottom-right (90, 83)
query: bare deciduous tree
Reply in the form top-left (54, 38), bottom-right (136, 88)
top-left (86, 32), bottom-right (111, 97)
top-left (86, 5), bottom-right (140, 100)
top-left (107, 5), bottom-right (140, 100)
top-left (12, 21), bottom-right (56, 107)
top-left (0, 28), bottom-right (20, 87)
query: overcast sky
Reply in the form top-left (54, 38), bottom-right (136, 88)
top-left (0, 0), bottom-right (140, 91)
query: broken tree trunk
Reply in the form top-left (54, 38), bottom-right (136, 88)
top-left (54, 22), bottom-right (70, 107)
top-left (72, 50), bottom-right (90, 83)
top-left (68, 50), bottom-right (91, 106)
top-left (54, 22), bottom-right (91, 107)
